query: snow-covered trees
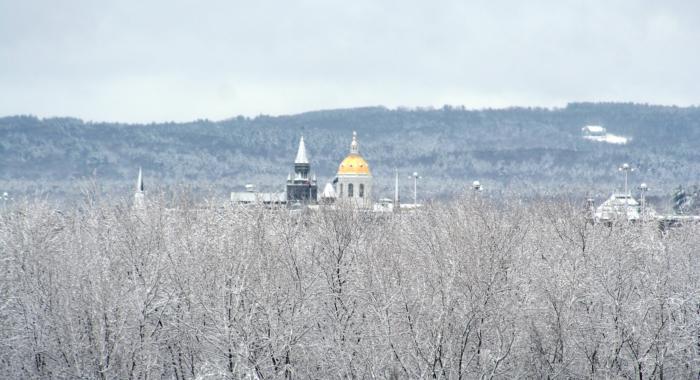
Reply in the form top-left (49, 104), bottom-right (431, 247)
top-left (0, 196), bottom-right (697, 378)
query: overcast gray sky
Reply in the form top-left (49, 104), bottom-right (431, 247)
top-left (0, 0), bottom-right (698, 122)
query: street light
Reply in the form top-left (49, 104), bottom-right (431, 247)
top-left (408, 172), bottom-right (422, 205)
top-left (394, 168), bottom-right (400, 208)
top-left (618, 163), bottom-right (635, 195)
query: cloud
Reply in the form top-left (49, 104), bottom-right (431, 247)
top-left (0, 0), bottom-right (698, 122)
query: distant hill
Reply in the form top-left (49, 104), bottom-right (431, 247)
top-left (1, 102), bottom-right (699, 202)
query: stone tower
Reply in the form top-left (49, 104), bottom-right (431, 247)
top-left (286, 136), bottom-right (318, 204)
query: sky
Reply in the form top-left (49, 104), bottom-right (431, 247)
top-left (0, 0), bottom-right (698, 123)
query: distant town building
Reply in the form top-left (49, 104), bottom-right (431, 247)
top-left (225, 131), bottom-right (394, 210)
top-left (335, 131), bottom-right (373, 208)
top-left (230, 136), bottom-right (318, 207)
top-left (594, 193), bottom-right (640, 222)
top-left (594, 192), bottom-right (658, 223)
top-left (230, 184), bottom-right (286, 206)
top-left (581, 125), bottom-right (606, 137)
top-left (373, 198), bottom-right (394, 212)
top-left (582, 125), bottom-right (629, 145)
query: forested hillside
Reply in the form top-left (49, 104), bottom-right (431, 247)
top-left (1, 102), bottom-right (699, 203)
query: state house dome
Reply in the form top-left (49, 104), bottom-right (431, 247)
top-left (337, 132), bottom-right (371, 176)
top-left (338, 154), bottom-right (370, 175)
top-left (334, 131), bottom-right (373, 206)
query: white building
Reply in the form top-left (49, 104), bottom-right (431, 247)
top-left (582, 125), bottom-right (629, 145)
top-left (581, 125), bottom-right (606, 137)
top-left (230, 184), bottom-right (286, 206)
top-left (595, 193), bottom-right (639, 222)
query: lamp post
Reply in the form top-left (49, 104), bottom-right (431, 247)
top-left (618, 163), bottom-right (634, 195)
top-left (2, 192), bottom-right (8, 211)
top-left (408, 172), bottom-right (422, 205)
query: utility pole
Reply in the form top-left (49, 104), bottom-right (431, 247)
top-left (394, 168), bottom-right (400, 209)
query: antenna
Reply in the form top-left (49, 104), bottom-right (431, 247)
top-left (394, 168), bottom-right (400, 207)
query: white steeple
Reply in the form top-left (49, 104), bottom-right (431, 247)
top-left (134, 167), bottom-right (145, 208)
top-left (136, 167), bottom-right (144, 192)
top-left (295, 135), bottom-right (309, 164)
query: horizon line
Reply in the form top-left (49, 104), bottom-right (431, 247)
top-left (1, 100), bottom-right (698, 125)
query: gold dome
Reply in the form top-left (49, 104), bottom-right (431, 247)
top-left (338, 153), bottom-right (371, 175)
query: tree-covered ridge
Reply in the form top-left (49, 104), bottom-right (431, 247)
top-left (1, 102), bottom-right (699, 202)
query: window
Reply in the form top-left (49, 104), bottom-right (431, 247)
top-left (348, 183), bottom-right (354, 197)
top-left (359, 184), bottom-right (364, 198)
top-left (339, 184), bottom-right (343, 197)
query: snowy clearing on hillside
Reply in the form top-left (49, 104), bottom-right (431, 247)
top-left (583, 133), bottom-right (630, 144)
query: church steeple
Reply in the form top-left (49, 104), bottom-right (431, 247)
top-left (134, 167), bottom-right (145, 208)
top-left (295, 135), bottom-right (309, 164)
top-left (136, 167), bottom-right (144, 192)
top-left (293, 136), bottom-right (310, 180)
